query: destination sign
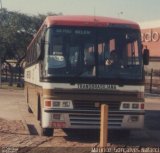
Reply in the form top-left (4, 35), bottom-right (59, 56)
top-left (77, 84), bottom-right (116, 90)
top-left (55, 28), bottom-right (91, 35)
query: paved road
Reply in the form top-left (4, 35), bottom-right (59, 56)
top-left (0, 88), bottom-right (160, 149)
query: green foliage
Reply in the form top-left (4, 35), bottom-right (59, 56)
top-left (0, 9), bottom-right (61, 86)
top-left (0, 8), bottom-right (48, 61)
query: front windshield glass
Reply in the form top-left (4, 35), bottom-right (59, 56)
top-left (97, 28), bottom-right (142, 79)
top-left (46, 26), bottom-right (142, 80)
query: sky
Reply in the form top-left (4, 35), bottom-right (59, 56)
top-left (2, 0), bottom-right (160, 22)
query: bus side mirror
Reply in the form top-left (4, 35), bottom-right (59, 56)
top-left (143, 48), bottom-right (149, 65)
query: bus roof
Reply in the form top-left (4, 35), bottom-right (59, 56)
top-left (27, 15), bottom-right (139, 50)
top-left (44, 15), bottom-right (139, 29)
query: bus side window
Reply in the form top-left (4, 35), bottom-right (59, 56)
top-left (44, 29), bottom-right (50, 57)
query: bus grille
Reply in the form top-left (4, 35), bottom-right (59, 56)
top-left (73, 100), bottom-right (120, 111)
top-left (68, 101), bottom-right (122, 128)
top-left (69, 113), bottom-right (123, 128)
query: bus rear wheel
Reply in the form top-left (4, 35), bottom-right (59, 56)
top-left (41, 128), bottom-right (54, 137)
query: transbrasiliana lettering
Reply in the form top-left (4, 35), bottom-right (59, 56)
top-left (77, 84), bottom-right (116, 90)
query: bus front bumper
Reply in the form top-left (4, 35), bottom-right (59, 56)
top-left (42, 109), bottom-right (144, 129)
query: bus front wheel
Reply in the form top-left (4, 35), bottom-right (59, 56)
top-left (38, 96), bottom-right (54, 137)
top-left (41, 128), bottom-right (54, 137)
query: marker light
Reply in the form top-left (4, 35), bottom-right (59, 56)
top-left (140, 103), bottom-right (145, 110)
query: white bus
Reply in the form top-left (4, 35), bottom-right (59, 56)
top-left (24, 15), bottom-right (149, 136)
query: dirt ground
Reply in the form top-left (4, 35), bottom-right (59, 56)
top-left (0, 117), bottom-right (97, 153)
top-left (0, 89), bottom-right (99, 153)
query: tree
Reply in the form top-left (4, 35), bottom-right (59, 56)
top-left (0, 9), bottom-right (50, 86)
top-left (0, 9), bottom-right (61, 86)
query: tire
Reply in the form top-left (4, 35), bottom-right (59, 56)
top-left (118, 130), bottom-right (130, 138)
top-left (63, 129), bottom-right (99, 138)
top-left (41, 128), bottom-right (54, 137)
top-left (112, 129), bottom-right (130, 139)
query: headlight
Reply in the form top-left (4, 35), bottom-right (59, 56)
top-left (120, 102), bottom-right (144, 110)
top-left (123, 103), bottom-right (130, 109)
top-left (53, 101), bottom-right (61, 107)
top-left (132, 103), bottom-right (139, 109)
top-left (62, 101), bottom-right (70, 107)
top-left (52, 100), bottom-right (73, 109)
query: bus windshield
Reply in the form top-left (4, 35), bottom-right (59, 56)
top-left (45, 26), bottom-right (142, 80)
